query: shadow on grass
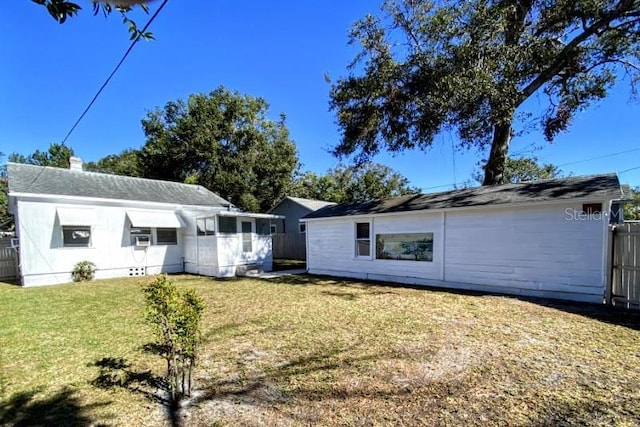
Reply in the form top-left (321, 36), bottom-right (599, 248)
top-left (193, 344), bottom-right (399, 408)
top-left (90, 356), bottom-right (181, 427)
top-left (0, 386), bottom-right (107, 426)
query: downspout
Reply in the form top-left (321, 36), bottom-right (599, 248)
top-left (441, 211), bottom-right (446, 282)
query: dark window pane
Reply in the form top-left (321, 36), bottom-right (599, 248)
top-left (583, 203), bottom-right (602, 214)
top-left (219, 217), bottom-right (237, 233)
top-left (196, 219), bottom-right (206, 236)
top-left (157, 228), bottom-right (177, 245)
top-left (356, 222), bottom-right (370, 239)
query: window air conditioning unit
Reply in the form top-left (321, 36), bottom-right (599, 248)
top-left (135, 235), bottom-right (151, 247)
top-left (10, 238), bottom-right (19, 249)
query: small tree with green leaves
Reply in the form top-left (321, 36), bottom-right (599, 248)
top-left (142, 275), bottom-right (205, 402)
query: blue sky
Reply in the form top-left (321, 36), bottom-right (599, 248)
top-left (2, 0), bottom-right (639, 190)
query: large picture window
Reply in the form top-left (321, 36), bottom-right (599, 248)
top-left (355, 222), bottom-right (371, 257)
top-left (157, 228), bottom-right (178, 245)
top-left (62, 226), bottom-right (91, 247)
top-left (376, 233), bottom-right (434, 262)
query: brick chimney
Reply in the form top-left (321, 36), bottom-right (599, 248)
top-left (69, 156), bottom-right (83, 171)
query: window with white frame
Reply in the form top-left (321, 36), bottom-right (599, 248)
top-left (130, 227), bottom-right (152, 246)
top-left (62, 226), bottom-right (91, 247)
top-left (196, 217), bottom-right (215, 236)
top-left (270, 224), bottom-right (277, 234)
top-left (299, 222), bottom-right (306, 233)
top-left (355, 222), bottom-right (371, 258)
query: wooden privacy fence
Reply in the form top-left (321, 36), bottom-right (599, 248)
top-left (611, 223), bottom-right (640, 309)
top-left (0, 238), bottom-right (18, 282)
top-left (272, 233), bottom-right (306, 260)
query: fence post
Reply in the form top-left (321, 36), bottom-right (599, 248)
top-left (605, 225), bottom-right (615, 306)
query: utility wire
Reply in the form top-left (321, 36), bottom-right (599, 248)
top-left (418, 147), bottom-right (640, 192)
top-left (61, 0), bottom-right (169, 144)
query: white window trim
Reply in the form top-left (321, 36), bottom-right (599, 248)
top-left (299, 222), bottom-right (306, 234)
top-left (61, 225), bottom-right (92, 248)
top-left (354, 220), bottom-right (373, 260)
top-left (270, 224), bottom-right (277, 234)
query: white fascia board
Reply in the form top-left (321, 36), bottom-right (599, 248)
top-left (302, 196), bottom-right (619, 222)
top-left (9, 191), bottom-right (226, 211)
top-left (217, 211), bottom-right (285, 220)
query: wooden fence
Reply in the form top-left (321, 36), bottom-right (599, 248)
top-left (610, 223), bottom-right (640, 309)
top-left (272, 233), bottom-right (306, 260)
top-left (0, 238), bottom-right (18, 282)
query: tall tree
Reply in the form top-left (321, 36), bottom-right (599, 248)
top-left (473, 156), bottom-right (564, 184)
top-left (330, 0), bottom-right (640, 185)
top-left (9, 143), bottom-right (75, 168)
top-left (84, 149), bottom-right (143, 177)
top-left (139, 87), bottom-right (300, 212)
top-left (291, 162), bottom-right (419, 203)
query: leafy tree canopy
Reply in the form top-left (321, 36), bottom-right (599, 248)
top-left (9, 142), bottom-right (74, 168)
top-left (624, 186), bottom-right (640, 220)
top-left (291, 162), bottom-right (419, 203)
top-left (330, 0), bottom-right (640, 185)
top-left (84, 149), bottom-right (143, 177)
top-left (473, 155), bottom-right (564, 184)
top-left (139, 87), bottom-right (300, 212)
top-left (31, 0), bottom-right (153, 39)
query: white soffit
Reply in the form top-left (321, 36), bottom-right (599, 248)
top-left (126, 210), bottom-right (186, 228)
top-left (56, 207), bottom-right (96, 226)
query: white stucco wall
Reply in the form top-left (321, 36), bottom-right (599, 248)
top-left (306, 201), bottom-right (611, 303)
top-left (17, 200), bottom-right (185, 286)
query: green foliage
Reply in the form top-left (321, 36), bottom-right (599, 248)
top-left (330, 0), bottom-right (640, 185)
top-left (473, 156), bottom-right (564, 184)
top-left (142, 275), bottom-right (205, 401)
top-left (9, 143), bottom-right (74, 168)
top-left (624, 186), bottom-right (640, 220)
top-left (31, 0), bottom-right (153, 40)
top-left (139, 87), bottom-right (300, 212)
top-left (71, 261), bottom-right (96, 282)
top-left (291, 162), bottom-right (419, 203)
top-left (84, 149), bottom-right (143, 177)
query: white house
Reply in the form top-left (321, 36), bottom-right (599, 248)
top-left (7, 160), bottom-right (282, 286)
top-left (303, 174), bottom-right (625, 303)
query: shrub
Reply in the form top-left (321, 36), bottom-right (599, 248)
top-left (72, 261), bottom-right (96, 282)
top-left (142, 275), bottom-right (205, 402)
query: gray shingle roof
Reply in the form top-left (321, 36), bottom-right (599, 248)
top-left (304, 173), bottom-right (623, 219)
top-left (7, 163), bottom-right (230, 207)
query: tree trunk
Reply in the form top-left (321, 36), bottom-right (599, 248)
top-left (482, 119), bottom-right (513, 185)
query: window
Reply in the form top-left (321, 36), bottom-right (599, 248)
top-left (355, 222), bottom-right (371, 257)
top-left (131, 227), bottom-right (152, 246)
top-left (299, 222), bottom-right (306, 234)
top-left (270, 224), bottom-right (277, 235)
top-left (256, 219), bottom-right (272, 236)
top-left (218, 216), bottom-right (237, 234)
top-left (582, 203), bottom-right (602, 215)
top-left (62, 226), bottom-right (91, 247)
top-left (376, 233), bottom-right (434, 262)
top-left (241, 221), bottom-right (252, 252)
top-left (157, 228), bottom-right (178, 245)
top-left (196, 217), bottom-right (215, 236)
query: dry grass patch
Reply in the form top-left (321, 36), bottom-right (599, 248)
top-left (1, 274), bottom-right (639, 426)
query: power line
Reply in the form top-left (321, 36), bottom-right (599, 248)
top-left (619, 165), bottom-right (640, 174)
top-left (61, 0), bottom-right (169, 144)
top-left (417, 147), bottom-right (640, 192)
top-left (556, 147), bottom-right (640, 167)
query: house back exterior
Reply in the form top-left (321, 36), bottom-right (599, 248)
top-left (8, 161), bottom-right (281, 286)
top-left (303, 174), bottom-right (624, 303)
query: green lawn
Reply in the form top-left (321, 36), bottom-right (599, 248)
top-left (1, 274), bottom-right (639, 426)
